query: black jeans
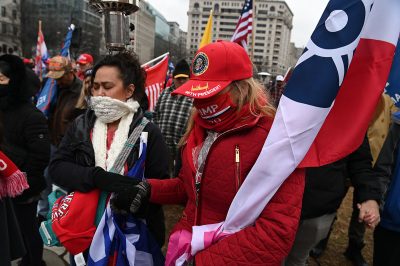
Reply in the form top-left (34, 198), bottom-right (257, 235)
top-left (373, 225), bottom-right (400, 266)
top-left (12, 201), bottom-right (44, 266)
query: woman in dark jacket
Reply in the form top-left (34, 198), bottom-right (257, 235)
top-left (49, 50), bottom-right (169, 265)
top-left (0, 112), bottom-right (26, 266)
top-left (0, 55), bottom-right (51, 266)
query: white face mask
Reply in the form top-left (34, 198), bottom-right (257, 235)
top-left (91, 96), bottom-right (140, 124)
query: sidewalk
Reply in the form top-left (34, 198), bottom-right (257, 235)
top-left (11, 245), bottom-right (70, 266)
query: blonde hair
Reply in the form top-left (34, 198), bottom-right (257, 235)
top-left (75, 82), bottom-right (89, 109)
top-left (178, 77), bottom-right (276, 146)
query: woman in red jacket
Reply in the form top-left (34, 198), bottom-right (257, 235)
top-left (111, 41), bottom-right (305, 265)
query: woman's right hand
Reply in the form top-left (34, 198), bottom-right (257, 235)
top-left (110, 181), bottom-right (151, 216)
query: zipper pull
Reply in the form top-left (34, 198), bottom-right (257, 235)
top-left (235, 147), bottom-right (239, 163)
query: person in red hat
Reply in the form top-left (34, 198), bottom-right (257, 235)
top-left (110, 41), bottom-right (305, 265)
top-left (76, 53), bottom-right (93, 80)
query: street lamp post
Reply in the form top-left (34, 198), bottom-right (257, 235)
top-left (89, 0), bottom-right (139, 52)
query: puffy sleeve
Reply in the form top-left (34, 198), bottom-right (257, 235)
top-left (195, 168), bottom-right (305, 266)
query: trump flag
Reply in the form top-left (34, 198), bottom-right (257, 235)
top-left (179, 0), bottom-right (400, 265)
top-left (145, 55), bottom-right (169, 111)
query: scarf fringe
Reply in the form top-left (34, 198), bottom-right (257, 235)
top-left (0, 170), bottom-right (29, 199)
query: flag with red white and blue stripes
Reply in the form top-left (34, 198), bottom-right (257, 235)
top-left (36, 24), bottom-right (74, 116)
top-left (231, 0), bottom-right (253, 50)
top-left (88, 140), bottom-right (165, 266)
top-left (166, 0), bottom-right (400, 264)
top-left (34, 27), bottom-right (49, 76)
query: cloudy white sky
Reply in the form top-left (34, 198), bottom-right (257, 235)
top-left (145, 0), bottom-right (329, 48)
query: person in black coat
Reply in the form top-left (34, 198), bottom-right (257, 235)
top-left (48, 50), bottom-right (169, 264)
top-left (0, 112), bottom-right (26, 266)
top-left (283, 134), bottom-right (381, 266)
top-left (0, 55), bottom-right (51, 266)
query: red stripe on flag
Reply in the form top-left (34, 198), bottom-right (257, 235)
top-left (300, 39), bottom-right (396, 167)
top-left (145, 56), bottom-right (169, 111)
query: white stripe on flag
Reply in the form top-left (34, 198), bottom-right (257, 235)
top-left (89, 204), bottom-right (111, 262)
top-left (362, 0), bottom-right (400, 45)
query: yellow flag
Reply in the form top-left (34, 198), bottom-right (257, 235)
top-left (199, 10), bottom-right (213, 49)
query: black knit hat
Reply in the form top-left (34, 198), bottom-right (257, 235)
top-left (84, 68), bottom-right (93, 80)
top-left (173, 60), bottom-right (190, 79)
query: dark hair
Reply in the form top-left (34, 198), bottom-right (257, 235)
top-left (92, 50), bottom-right (147, 102)
top-left (0, 61), bottom-right (11, 78)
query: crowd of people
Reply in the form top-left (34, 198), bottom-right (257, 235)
top-left (0, 40), bottom-right (399, 266)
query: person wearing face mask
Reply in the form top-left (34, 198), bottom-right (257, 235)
top-left (110, 41), bottom-right (305, 265)
top-left (0, 55), bottom-right (51, 266)
top-left (48, 50), bottom-right (169, 265)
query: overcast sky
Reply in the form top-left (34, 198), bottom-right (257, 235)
top-left (145, 0), bottom-right (329, 48)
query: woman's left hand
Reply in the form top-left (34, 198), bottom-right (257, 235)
top-left (110, 181), bottom-right (151, 216)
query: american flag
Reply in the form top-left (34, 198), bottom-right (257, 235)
top-left (34, 26), bottom-right (49, 77)
top-left (231, 0), bottom-right (253, 50)
top-left (145, 55), bottom-right (169, 111)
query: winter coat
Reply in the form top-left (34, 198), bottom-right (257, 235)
top-left (0, 54), bottom-right (50, 202)
top-left (49, 108), bottom-right (170, 246)
top-left (374, 111), bottom-right (400, 232)
top-left (367, 93), bottom-right (398, 165)
top-left (0, 196), bottom-right (25, 265)
top-left (48, 75), bottom-right (82, 147)
top-left (301, 134), bottom-right (381, 220)
top-left (148, 115), bottom-right (306, 265)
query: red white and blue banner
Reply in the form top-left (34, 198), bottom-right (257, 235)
top-left (384, 37), bottom-right (400, 107)
top-left (145, 55), bottom-right (169, 111)
top-left (34, 27), bottom-right (49, 76)
top-left (231, 0), bottom-right (253, 50)
top-left (88, 139), bottom-right (165, 266)
top-left (36, 24), bottom-right (74, 116)
top-left (166, 0), bottom-right (400, 264)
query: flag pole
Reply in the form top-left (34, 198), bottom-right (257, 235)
top-left (38, 20), bottom-right (42, 79)
top-left (250, 0), bottom-right (255, 62)
top-left (141, 52), bottom-right (169, 67)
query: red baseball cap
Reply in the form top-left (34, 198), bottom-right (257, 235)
top-left (77, 53), bottom-right (93, 65)
top-left (172, 40), bottom-right (253, 99)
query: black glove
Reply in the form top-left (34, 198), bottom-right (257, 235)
top-left (111, 181), bottom-right (151, 216)
top-left (92, 167), bottom-right (141, 192)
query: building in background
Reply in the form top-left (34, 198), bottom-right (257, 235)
top-left (178, 29), bottom-right (188, 62)
top-left (0, 0), bottom-right (22, 56)
top-left (168, 21), bottom-right (187, 63)
top-left (18, 0), bottom-right (104, 61)
top-left (187, 0), bottom-right (300, 76)
top-left (128, 0), bottom-right (156, 64)
top-left (146, 3), bottom-right (171, 59)
top-left (128, 1), bottom-right (187, 65)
